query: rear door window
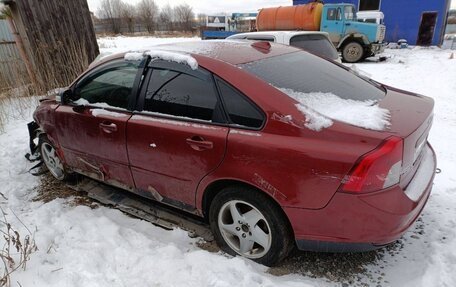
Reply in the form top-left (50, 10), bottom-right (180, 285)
top-left (143, 67), bottom-right (219, 122)
top-left (216, 78), bottom-right (264, 128)
top-left (290, 34), bottom-right (339, 60)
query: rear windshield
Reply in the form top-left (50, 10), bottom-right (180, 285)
top-left (290, 34), bottom-right (339, 60)
top-left (239, 52), bottom-right (385, 101)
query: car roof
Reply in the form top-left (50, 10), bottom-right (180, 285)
top-left (94, 40), bottom-right (302, 67)
top-left (157, 40), bottom-right (303, 65)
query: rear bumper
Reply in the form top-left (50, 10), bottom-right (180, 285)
top-left (287, 143), bottom-right (436, 252)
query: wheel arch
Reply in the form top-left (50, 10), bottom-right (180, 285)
top-left (38, 131), bottom-right (59, 151)
top-left (37, 132), bottom-right (68, 169)
top-left (200, 178), bottom-right (295, 237)
top-left (338, 34), bottom-right (369, 49)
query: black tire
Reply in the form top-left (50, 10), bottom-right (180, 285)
top-left (342, 41), bottom-right (365, 63)
top-left (38, 135), bottom-right (73, 181)
top-left (209, 185), bottom-right (293, 266)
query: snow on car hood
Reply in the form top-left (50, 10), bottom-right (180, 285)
top-left (278, 88), bottom-right (391, 132)
top-left (124, 50), bottom-right (198, 70)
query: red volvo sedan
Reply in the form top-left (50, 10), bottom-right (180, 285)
top-left (29, 41), bottom-right (436, 266)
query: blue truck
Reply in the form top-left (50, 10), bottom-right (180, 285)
top-left (203, 3), bottom-right (387, 63)
top-left (255, 3), bottom-right (387, 62)
top-left (318, 3), bottom-right (386, 62)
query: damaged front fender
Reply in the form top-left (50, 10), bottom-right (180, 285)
top-left (26, 121), bottom-right (41, 160)
top-left (25, 121), bottom-right (47, 175)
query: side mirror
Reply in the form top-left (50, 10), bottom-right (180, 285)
top-left (60, 89), bottom-right (79, 105)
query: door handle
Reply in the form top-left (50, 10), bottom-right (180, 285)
top-left (345, 23), bottom-right (351, 26)
top-left (99, 121), bottom-right (117, 133)
top-left (186, 136), bottom-right (213, 151)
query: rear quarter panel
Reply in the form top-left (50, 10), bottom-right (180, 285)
top-left (194, 55), bottom-right (389, 210)
top-left (197, 128), bottom-right (381, 209)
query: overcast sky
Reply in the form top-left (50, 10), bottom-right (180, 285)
top-left (86, 0), bottom-right (456, 15)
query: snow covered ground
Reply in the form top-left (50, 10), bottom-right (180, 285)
top-left (0, 36), bottom-right (455, 286)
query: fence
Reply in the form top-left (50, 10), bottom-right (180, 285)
top-left (94, 22), bottom-right (150, 34)
top-left (93, 19), bottom-right (197, 35)
top-left (0, 19), bottom-right (25, 90)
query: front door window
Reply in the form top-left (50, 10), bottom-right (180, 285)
top-left (74, 60), bottom-right (140, 109)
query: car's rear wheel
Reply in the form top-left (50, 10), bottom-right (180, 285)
top-left (209, 186), bottom-right (293, 266)
top-left (342, 41), bottom-right (365, 63)
top-left (39, 136), bottom-right (70, 181)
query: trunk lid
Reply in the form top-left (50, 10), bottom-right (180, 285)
top-left (379, 86), bottom-right (434, 188)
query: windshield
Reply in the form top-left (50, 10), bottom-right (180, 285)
top-left (344, 6), bottom-right (355, 20)
top-left (239, 52), bottom-right (385, 102)
top-left (289, 34), bottom-right (339, 60)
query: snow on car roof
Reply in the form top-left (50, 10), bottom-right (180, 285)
top-left (155, 40), bottom-right (300, 65)
top-left (96, 40), bottom-right (301, 67)
top-left (125, 50), bottom-right (199, 70)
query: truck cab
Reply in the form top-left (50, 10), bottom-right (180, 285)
top-left (321, 4), bottom-right (386, 62)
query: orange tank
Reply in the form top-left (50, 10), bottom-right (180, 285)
top-left (256, 3), bottom-right (323, 31)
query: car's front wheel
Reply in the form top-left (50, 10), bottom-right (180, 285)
top-left (209, 186), bottom-right (293, 266)
top-left (39, 136), bottom-right (71, 181)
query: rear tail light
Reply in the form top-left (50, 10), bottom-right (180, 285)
top-left (339, 137), bottom-right (403, 193)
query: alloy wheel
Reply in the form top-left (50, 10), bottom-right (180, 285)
top-left (41, 142), bottom-right (65, 180)
top-left (217, 200), bottom-right (272, 259)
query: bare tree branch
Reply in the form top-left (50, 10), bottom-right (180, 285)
top-left (137, 0), bottom-right (159, 34)
top-left (98, 0), bottom-right (123, 34)
top-left (159, 4), bottom-right (174, 32)
top-left (174, 4), bottom-right (194, 32)
top-left (120, 2), bottom-right (136, 33)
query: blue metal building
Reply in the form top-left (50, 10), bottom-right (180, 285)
top-left (293, 0), bottom-right (451, 45)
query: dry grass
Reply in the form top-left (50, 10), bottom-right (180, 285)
top-left (33, 174), bottom-right (97, 208)
top-left (0, 207), bottom-right (37, 287)
top-left (0, 89), bottom-right (38, 134)
top-left (0, 36), bottom-right (92, 132)
top-left (0, 53), bottom-right (37, 133)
